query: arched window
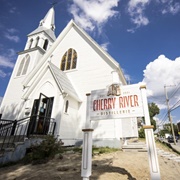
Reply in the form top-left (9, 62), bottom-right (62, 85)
top-left (65, 100), bottom-right (69, 113)
top-left (22, 55), bottom-right (30, 75)
top-left (60, 48), bottom-right (77, 71)
top-left (43, 39), bottom-right (48, 50)
top-left (16, 58), bottom-right (25, 76)
top-left (16, 54), bottom-right (30, 76)
top-left (61, 55), bottom-right (66, 71)
top-left (29, 39), bottom-right (33, 49)
top-left (35, 37), bottom-right (40, 47)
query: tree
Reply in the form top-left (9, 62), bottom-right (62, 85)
top-left (138, 102), bottom-right (160, 138)
top-left (148, 102), bottom-right (160, 131)
top-left (163, 123), bottom-right (179, 136)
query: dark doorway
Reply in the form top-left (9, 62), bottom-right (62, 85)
top-left (27, 93), bottom-right (54, 136)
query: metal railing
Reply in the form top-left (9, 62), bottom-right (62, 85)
top-left (0, 116), bottom-right (56, 151)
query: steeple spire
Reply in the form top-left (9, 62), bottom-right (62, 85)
top-left (39, 7), bottom-right (55, 31)
top-left (28, 7), bottom-right (56, 41)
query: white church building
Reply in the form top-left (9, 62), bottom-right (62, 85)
top-left (0, 7), bottom-right (138, 147)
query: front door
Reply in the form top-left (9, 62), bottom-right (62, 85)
top-left (27, 93), bottom-right (54, 136)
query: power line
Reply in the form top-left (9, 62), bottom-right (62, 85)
top-left (168, 83), bottom-right (180, 100)
top-left (158, 112), bottom-right (168, 126)
top-left (170, 98), bottom-right (180, 110)
top-left (171, 103), bottom-right (180, 112)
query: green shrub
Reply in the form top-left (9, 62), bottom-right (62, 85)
top-left (138, 128), bottom-right (145, 138)
top-left (24, 135), bottom-right (63, 164)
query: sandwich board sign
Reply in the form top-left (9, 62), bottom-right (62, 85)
top-left (81, 83), bottom-right (161, 180)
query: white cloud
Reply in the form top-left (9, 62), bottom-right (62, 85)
top-left (127, 0), bottom-right (150, 29)
top-left (4, 28), bottom-right (20, 43)
top-left (157, 0), bottom-right (180, 15)
top-left (0, 69), bottom-right (6, 77)
top-left (0, 55), bottom-right (14, 68)
top-left (100, 42), bottom-right (109, 51)
top-left (7, 48), bottom-right (16, 57)
top-left (162, 3), bottom-right (180, 15)
top-left (0, 70), bottom-right (6, 77)
top-left (69, 0), bottom-right (119, 32)
top-left (7, 28), bottom-right (18, 34)
top-left (4, 33), bottom-right (20, 42)
top-left (122, 68), bottom-right (131, 84)
top-left (0, 50), bottom-right (15, 77)
top-left (143, 55), bottom-right (180, 109)
top-left (9, 6), bottom-right (17, 14)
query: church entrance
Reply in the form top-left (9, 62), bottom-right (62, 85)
top-left (27, 93), bottom-right (54, 136)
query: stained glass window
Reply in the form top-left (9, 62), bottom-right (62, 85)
top-left (60, 48), bottom-right (77, 71)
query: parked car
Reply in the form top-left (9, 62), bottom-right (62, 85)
top-left (167, 136), bottom-right (178, 143)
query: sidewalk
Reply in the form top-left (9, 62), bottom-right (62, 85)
top-left (159, 138), bottom-right (180, 154)
top-left (170, 143), bottom-right (180, 154)
top-left (156, 139), bottom-right (180, 154)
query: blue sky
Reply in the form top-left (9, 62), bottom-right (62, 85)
top-left (0, 0), bottom-right (180, 126)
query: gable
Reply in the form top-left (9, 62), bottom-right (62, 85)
top-left (23, 20), bottom-right (126, 88)
top-left (22, 62), bottom-right (81, 102)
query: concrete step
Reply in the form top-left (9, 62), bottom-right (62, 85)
top-left (122, 142), bottom-right (147, 152)
top-left (124, 143), bottom-right (146, 146)
top-left (0, 135), bottom-right (25, 143)
top-left (0, 142), bottom-right (15, 149)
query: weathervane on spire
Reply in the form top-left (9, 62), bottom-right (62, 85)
top-left (50, 1), bottom-right (58, 7)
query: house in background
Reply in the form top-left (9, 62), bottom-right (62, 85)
top-left (0, 7), bottom-right (138, 148)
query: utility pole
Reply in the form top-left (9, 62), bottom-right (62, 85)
top-left (164, 85), bottom-right (176, 145)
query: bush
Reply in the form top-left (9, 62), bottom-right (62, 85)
top-left (24, 135), bottom-right (63, 164)
top-left (138, 128), bottom-right (145, 138)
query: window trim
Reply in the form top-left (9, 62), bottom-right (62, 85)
top-left (43, 39), bottom-right (48, 50)
top-left (16, 54), bottom-right (30, 77)
top-left (29, 39), bottom-right (33, 49)
top-left (60, 48), bottom-right (77, 71)
top-left (65, 100), bottom-right (69, 113)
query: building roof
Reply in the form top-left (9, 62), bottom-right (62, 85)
top-left (49, 62), bottom-right (81, 101)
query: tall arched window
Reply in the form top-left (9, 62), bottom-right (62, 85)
top-left (16, 59), bottom-right (25, 76)
top-left (43, 39), bottom-right (48, 50)
top-left (35, 37), bottom-right (40, 47)
top-left (65, 100), bottom-right (69, 113)
top-left (22, 55), bottom-right (30, 75)
top-left (60, 48), bottom-right (77, 71)
top-left (29, 39), bottom-right (33, 49)
top-left (16, 54), bottom-right (30, 76)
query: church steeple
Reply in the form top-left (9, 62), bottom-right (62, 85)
top-left (24, 7), bottom-right (56, 52)
top-left (27, 7), bottom-right (56, 41)
top-left (39, 7), bottom-right (55, 31)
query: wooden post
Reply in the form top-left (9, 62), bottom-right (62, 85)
top-left (81, 93), bottom-right (93, 180)
top-left (140, 85), bottom-right (161, 180)
top-left (81, 129), bottom-right (93, 180)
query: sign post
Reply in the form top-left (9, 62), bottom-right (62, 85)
top-left (81, 83), bottom-right (161, 179)
top-left (81, 94), bottom-right (93, 180)
top-left (140, 85), bottom-right (161, 179)
top-left (81, 128), bottom-right (93, 180)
